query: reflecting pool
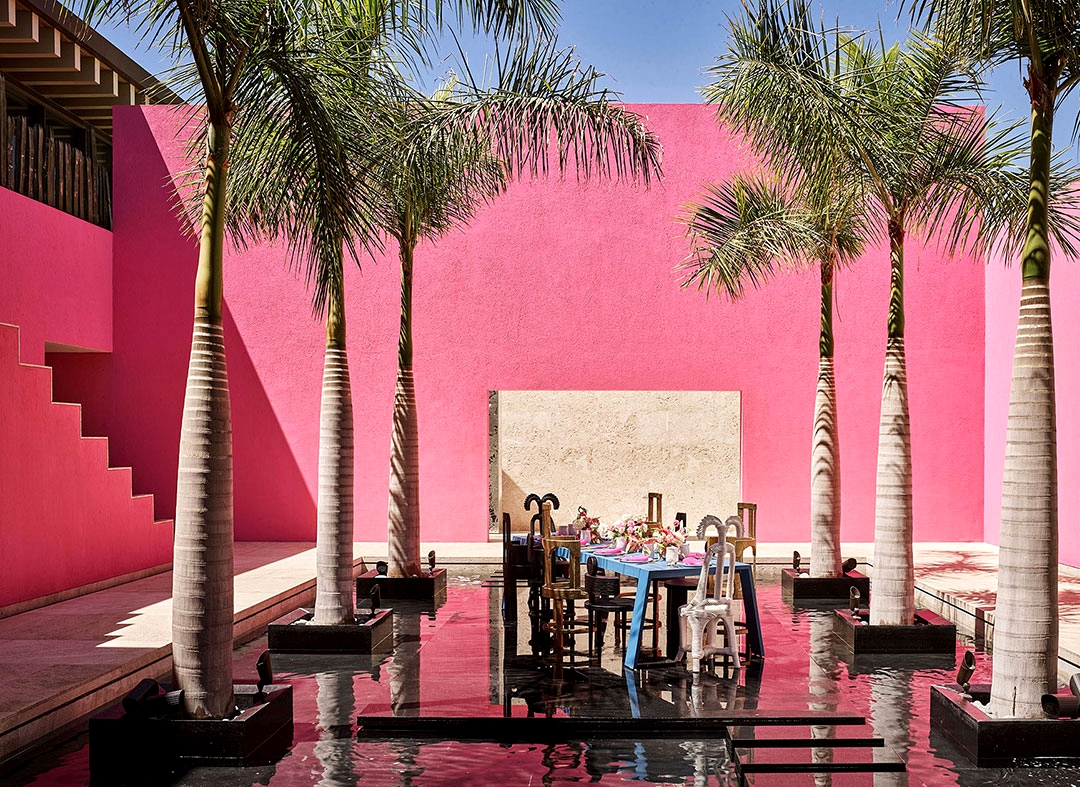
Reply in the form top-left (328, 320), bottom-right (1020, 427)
top-left (7, 568), bottom-right (1080, 786)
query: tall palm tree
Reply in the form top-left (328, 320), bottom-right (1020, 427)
top-left (76, 0), bottom-right (559, 718)
top-left (383, 42), bottom-right (662, 578)
top-left (906, 0), bottom-right (1080, 719)
top-left (707, 0), bottom-right (1024, 627)
top-left (383, 90), bottom-right (508, 578)
top-left (78, 0), bottom-right (371, 719)
top-left (681, 171), bottom-right (870, 580)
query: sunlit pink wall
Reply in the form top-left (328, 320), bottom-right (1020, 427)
top-left (0, 187), bottom-right (112, 363)
top-left (984, 253), bottom-right (1080, 567)
top-left (54, 104), bottom-right (986, 546)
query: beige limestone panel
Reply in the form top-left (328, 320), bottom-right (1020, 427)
top-left (497, 390), bottom-right (741, 532)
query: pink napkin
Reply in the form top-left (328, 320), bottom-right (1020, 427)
top-left (681, 556), bottom-right (704, 566)
top-left (595, 548), bottom-right (623, 555)
top-left (619, 553), bottom-right (651, 563)
top-left (686, 551), bottom-right (706, 559)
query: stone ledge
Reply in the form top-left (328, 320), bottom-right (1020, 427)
top-left (268, 608), bottom-right (393, 654)
top-left (930, 684), bottom-right (1080, 767)
top-left (357, 568), bottom-right (447, 601)
top-left (781, 569), bottom-right (870, 602)
top-left (89, 683), bottom-right (292, 786)
top-left (834, 608), bottom-right (956, 656)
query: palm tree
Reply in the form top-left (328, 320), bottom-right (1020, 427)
top-left (706, 0), bottom-right (1024, 627)
top-left (77, 0), bottom-right (372, 719)
top-left (906, 0), bottom-right (1080, 719)
top-left (75, 0), bottom-right (560, 718)
top-left (383, 89), bottom-right (508, 578)
top-left (383, 42), bottom-right (662, 578)
top-left (681, 171), bottom-right (870, 580)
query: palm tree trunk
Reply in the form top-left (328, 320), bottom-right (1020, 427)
top-left (388, 240), bottom-right (422, 578)
top-left (870, 220), bottom-right (914, 627)
top-left (810, 257), bottom-right (841, 578)
top-left (990, 66), bottom-right (1059, 718)
top-left (172, 121), bottom-right (234, 720)
top-left (314, 272), bottom-right (355, 625)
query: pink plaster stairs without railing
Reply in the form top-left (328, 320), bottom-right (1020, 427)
top-left (0, 321), bottom-right (173, 615)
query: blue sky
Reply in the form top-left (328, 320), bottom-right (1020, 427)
top-left (96, 1), bottom-right (1050, 141)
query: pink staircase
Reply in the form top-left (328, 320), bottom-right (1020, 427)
top-left (0, 322), bottom-right (172, 611)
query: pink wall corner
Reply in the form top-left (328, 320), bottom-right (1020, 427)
top-left (0, 323), bottom-right (172, 607)
top-left (984, 252), bottom-right (1080, 567)
top-left (0, 187), bottom-right (112, 364)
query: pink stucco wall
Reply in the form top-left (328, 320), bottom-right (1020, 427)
top-left (48, 104), bottom-right (986, 546)
top-left (985, 253), bottom-right (1080, 567)
top-left (0, 319), bottom-right (171, 608)
top-left (0, 187), bottom-right (112, 363)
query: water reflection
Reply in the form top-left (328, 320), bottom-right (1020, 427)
top-left (389, 609), bottom-right (422, 717)
top-left (870, 668), bottom-right (912, 787)
top-left (314, 668), bottom-right (356, 787)
top-left (389, 605), bottom-right (424, 785)
top-left (24, 576), bottom-right (1080, 787)
top-left (808, 610), bottom-right (840, 787)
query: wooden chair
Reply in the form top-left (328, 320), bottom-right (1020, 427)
top-left (734, 502), bottom-right (758, 575)
top-left (541, 535), bottom-right (589, 668)
top-left (583, 556), bottom-right (633, 660)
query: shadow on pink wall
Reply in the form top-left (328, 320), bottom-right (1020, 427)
top-left (48, 107), bottom-right (316, 539)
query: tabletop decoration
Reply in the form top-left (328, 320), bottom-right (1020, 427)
top-left (599, 514), bottom-right (651, 553)
top-left (571, 506), bottom-right (602, 544)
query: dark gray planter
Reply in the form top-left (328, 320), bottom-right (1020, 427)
top-left (357, 567), bottom-right (447, 601)
top-left (930, 684), bottom-right (1080, 766)
top-left (267, 608), bottom-right (393, 654)
top-left (834, 608), bottom-right (956, 655)
top-left (89, 683), bottom-right (292, 786)
top-left (781, 568), bottom-right (870, 602)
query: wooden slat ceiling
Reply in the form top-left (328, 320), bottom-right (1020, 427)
top-left (0, 0), bottom-right (172, 141)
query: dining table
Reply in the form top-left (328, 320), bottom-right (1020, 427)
top-left (583, 547), bottom-right (765, 670)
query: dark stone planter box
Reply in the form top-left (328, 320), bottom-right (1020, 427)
top-left (781, 568), bottom-right (870, 602)
top-left (930, 684), bottom-right (1080, 766)
top-left (834, 608), bottom-right (956, 655)
top-left (267, 608), bottom-right (393, 654)
top-left (89, 683), bottom-right (292, 786)
top-left (357, 568), bottom-right (447, 601)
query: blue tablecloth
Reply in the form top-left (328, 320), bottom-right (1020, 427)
top-left (584, 550), bottom-right (765, 670)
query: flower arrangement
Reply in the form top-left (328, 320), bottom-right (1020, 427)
top-left (599, 515), bottom-right (687, 554)
top-left (572, 506), bottom-right (600, 531)
top-left (599, 514), bottom-right (648, 544)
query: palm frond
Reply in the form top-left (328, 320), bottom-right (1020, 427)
top-left (436, 37), bottom-right (662, 185)
top-left (680, 172), bottom-right (870, 300)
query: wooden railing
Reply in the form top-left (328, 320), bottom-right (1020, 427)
top-left (2, 114), bottom-right (112, 230)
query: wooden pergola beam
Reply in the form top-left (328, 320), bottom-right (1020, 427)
top-left (0, 8), bottom-right (38, 43)
top-left (0, 38), bottom-right (77, 71)
top-left (0, 25), bottom-right (59, 56)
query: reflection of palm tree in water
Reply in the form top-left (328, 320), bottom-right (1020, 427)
top-left (315, 668), bottom-right (357, 787)
top-left (808, 611), bottom-right (840, 787)
top-left (541, 742), bottom-right (584, 787)
top-left (870, 669), bottom-right (912, 787)
top-left (389, 609), bottom-right (425, 785)
top-left (390, 610), bottom-right (422, 716)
